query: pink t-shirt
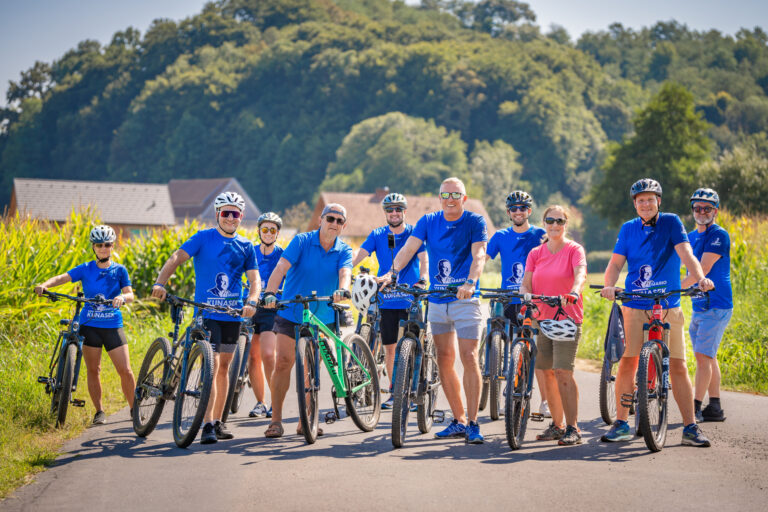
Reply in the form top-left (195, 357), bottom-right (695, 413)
top-left (525, 240), bottom-right (587, 323)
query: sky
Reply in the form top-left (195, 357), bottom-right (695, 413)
top-left (2, 0), bottom-right (767, 106)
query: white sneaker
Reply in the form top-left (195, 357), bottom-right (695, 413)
top-left (539, 400), bottom-right (551, 418)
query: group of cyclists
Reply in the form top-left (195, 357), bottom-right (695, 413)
top-left (34, 175), bottom-right (732, 448)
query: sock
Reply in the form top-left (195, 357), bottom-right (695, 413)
top-left (694, 399), bottom-right (702, 411)
top-left (709, 397), bottom-right (721, 407)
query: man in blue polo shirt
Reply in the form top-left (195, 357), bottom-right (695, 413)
top-left (262, 203), bottom-right (353, 438)
top-left (600, 179), bottom-right (714, 447)
top-left (388, 177), bottom-right (488, 444)
top-left (682, 188), bottom-right (733, 423)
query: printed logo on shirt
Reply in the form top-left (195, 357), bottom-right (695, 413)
top-left (630, 265), bottom-right (668, 292)
top-left (207, 272), bottom-right (238, 298)
top-left (711, 237), bottom-right (721, 247)
top-left (507, 262), bottom-right (524, 286)
top-left (86, 294), bottom-right (116, 320)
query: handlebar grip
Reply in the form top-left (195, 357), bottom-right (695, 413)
top-left (589, 284), bottom-right (604, 289)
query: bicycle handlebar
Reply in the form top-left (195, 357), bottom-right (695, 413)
top-left (589, 284), bottom-right (707, 302)
top-left (165, 294), bottom-right (244, 317)
top-left (479, 289), bottom-right (562, 308)
top-left (42, 290), bottom-right (112, 306)
top-left (272, 292), bottom-right (352, 311)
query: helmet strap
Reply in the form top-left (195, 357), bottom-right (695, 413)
top-left (92, 247), bottom-right (110, 264)
top-left (387, 219), bottom-right (403, 228)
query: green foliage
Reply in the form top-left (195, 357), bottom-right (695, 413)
top-left (468, 139), bottom-right (525, 225)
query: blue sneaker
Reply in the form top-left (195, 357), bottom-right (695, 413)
top-left (410, 402), bottom-right (418, 412)
top-left (601, 419), bottom-right (632, 442)
top-left (682, 423), bottom-right (711, 447)
top-left (465, 421), bottom-right (484, 444)
top-left (381, 396), bottom-right (394, 410)
top-left (266, 406), bottom-right (272, 419)
top-left (434, 419), bottom-right (467, 439)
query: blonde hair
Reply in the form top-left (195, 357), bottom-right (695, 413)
top-left (541, 205), bottom-right (568, 243)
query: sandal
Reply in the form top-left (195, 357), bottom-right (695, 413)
top-left (264, 422), bottom-right (284, 438)
top-left (296, 423), bottom-right (324, 437)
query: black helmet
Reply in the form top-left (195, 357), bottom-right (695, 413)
top-left (381, 192), bottom-right (407, 209)
top-left (630, 178), bottom-right (662, 199)
top-left (506, 191), bottom-right (533, 209)
top-left (690, 188), bottom-right (719, 208)
top-left (257, 212), bottom-right (282, 229)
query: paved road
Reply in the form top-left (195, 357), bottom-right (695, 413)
top-left (3, 351), bottom-right (767, 511)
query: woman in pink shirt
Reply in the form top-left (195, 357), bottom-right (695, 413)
top-left (520, 205), bottom-right (587, 446)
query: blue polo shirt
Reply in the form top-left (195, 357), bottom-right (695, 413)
top-left (180, 228), bottom-right (258, 322)
top-left (360, 224), bottom-right (425, 309)
top-left (412, 210), bottom-right (488, 304)
top-left (67, 261), bottom-right (131, 328)
top-left (278, 230), bottom-right (354, 324)
top-left (613, 212), bottom-right (689, 310)
top-left (243, 244), bottom-right (284, 300)
top-left (487, 225), bottom-right (546, 303)
top-left (688, 224), bottom-right (732, 311)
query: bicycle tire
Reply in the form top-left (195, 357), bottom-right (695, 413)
top-left (296, 336), bottom-right (319, 444)
top-left (598, 360), bottom-right (617, 425)
top-left (489, 330), bottom-right (503, 421)
top-left (504, 342), bottom-right (531, 450)
top-left (222, 333), bottom-right (246, 422)
top-left (478, 327), bottom-right (489, 411)
top-left (173, 340), bottom-right (214, 448)
top-left (231, 355), bottom-right (249, 415)
top-left (637, 343), bottom-right (668, 452)
top-left (342, 333), bottom-right (381, 431)
top-left (417, 333), bottom-right (439, 434)
top-left (133, 337), bottom-right (171, 437)
top-left (55, 343), bottom-right (77, 427)
top-left (391, 337), bottom-right (416, 448)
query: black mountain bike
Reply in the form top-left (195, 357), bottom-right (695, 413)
top-left (38, 291), bottom-right (113, 427)
top-left (222, 319), bottom-right (254, 423)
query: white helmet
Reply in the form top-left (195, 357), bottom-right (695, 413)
top-left (351, 274), bottom-right (378, 312)
top-left (90, 225), bottom-right (116, 244)
top-left (538, 318), bottom-right (578, 342)
top-left (214, 191), bottom-right (245, 211)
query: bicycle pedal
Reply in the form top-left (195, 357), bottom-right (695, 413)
top-left (71, 399), bottom-right (86, 407)
top-left (530, 412), bottom-right (545, 422)
top-left (324, 412), bottom-right (337, 424)
top-left (37, 376), bottom-right (51, 384)
top-left (620, 393), bottom-right (635, 408)
top-left (431, 409), bottom-right (445, 423)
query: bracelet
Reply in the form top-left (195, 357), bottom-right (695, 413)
top-left (153, 283), bottom-right (165, 289)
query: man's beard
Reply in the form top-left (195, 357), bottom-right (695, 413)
top-left (512, 217), bottom-right (526, 227)
top-left (387, 219), bottom-right (403, 228)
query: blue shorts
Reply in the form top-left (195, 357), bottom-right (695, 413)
top-left (689, 308), bottom-right (733, 358)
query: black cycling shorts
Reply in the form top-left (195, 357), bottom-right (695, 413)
top-left (202, 318), bottom-right (242, 354)
top-left (272, 315), bottom-right (336, 339)
top-left (252, 308), bottom-right (277, 335)
top-left (80, 326), bottom-right (128, 352)
top-left (503, 303), bottom-right (524, 329)
top-left (380, 308), bottom-right (409, 346)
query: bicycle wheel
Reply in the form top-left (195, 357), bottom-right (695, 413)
top-left (391, 337), bottom-right (416, 448)
top-left (296, 337), bottom-right (319, 444)
top-left (417, 333), bottom-right (439, 434)
top-left (343, 333), bottom-right (381, 432)
top-left (637, 343), bottom-right (668, 452)
top-left (173, 340), bottom-right (214, 448)
top-left (133, 337), bottom-right (171, 437)
top-left (478, 327), bottom-right (489, 411)
top-left (598, 359), bottom-right (617, 425)
top-left (222, 333), bottom-right (246, 422)
top-left (504, 342), bottom-right (531, 450)
top-left (54, 343), bottom-right (77, 427)
top-left (488, 330), bottom-right (503, 421)
top-left (231, 344), bottom-right (249, 415)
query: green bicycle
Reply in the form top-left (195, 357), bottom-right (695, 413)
top-left (274, 293), bottom-right (381, 444)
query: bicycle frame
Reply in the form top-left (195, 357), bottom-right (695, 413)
top-left (641, 304), bottom-right (671, 400)
top-left (483, 299), bottom-right (514, 383)
top-left (508, 306), bottom-right (539, 401)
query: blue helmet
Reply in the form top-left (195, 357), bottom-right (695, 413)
top-left (690, 188), bottom-right (719, 208)
top-left (630, 178), bottom-right (662, 199)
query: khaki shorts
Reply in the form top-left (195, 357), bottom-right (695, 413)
top-left (622, 306), bottom-right (686, 360)
top-left (534, 323), bottom-right (582, 371)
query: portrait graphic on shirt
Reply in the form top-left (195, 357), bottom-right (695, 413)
top-left (207, 272), bottom-right (238, 298)
top-left (632, 265), bottom-right (654, 289)
top-left (86, 293), bottom-right (115, 320)
top-left (434, 259), bottom-right (453, 284)
top-left (507, 262), bottom-right (524, 286)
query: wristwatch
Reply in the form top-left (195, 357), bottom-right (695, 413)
top-left (246, 300), bottom-right (258, 308)
top-left (465, 278), bottom-right (476, 286)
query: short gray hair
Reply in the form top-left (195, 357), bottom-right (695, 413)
top-left (440, 177), bottom-right (466, 195)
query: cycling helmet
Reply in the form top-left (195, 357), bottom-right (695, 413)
top-left (89, 225), bottom-right (116, 244)
top-left (214, 191), bottom-right (245, 211)
top-left (506, 190), bottom-right (533, 209)
top-left (538, 318), bottom-right (579, 342)
top-left (257, 212), bottom-right (283, 229)
top-left (351, 273), bottom-right (378, 312)
top-left (382, 192), bottom-right (407, 209)
top-left (690, 188), bottom-right (719, 208)
top-left (630, 179), bottom-right (662, 199)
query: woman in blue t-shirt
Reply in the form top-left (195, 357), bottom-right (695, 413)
top-left (34, 225), bottom-right (136, 426)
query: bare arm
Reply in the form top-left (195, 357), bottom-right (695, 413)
top-left (351, 248), bottom-right (370, 268)
top-left (682, 252), bottom-right (721, 287)
top-left (151, 249), bottom-right (191, 299)
top-left (333, 267), bottom-right (353, 303)
top-left (519, 271), bottom-right (533, 295)
top-left (418, 251), bottom-right (429, 282)
top-left (391, 236), bottom-right (423, 274)
top-left (457, 241), bottom-right (486, 300)
top-left (242, 268), bottom-right (261, 318)
top-left (265, 258), bottom-right (291, 295)
top-left (571, 264), bottom-right (587, 295)
top-left (600, 253), bottom-right (627, 301)
top-left (112, 285), bottom-right (134, 308)
top-left (34, 272), bottom-right (72, 295)
top-left (676, 242), bottom-right (714, 291)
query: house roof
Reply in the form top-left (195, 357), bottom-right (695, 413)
top-left (12, 178), bottom-right (175, 226)
top-left (168, 178), bottom-right (261, 225)
top-left (308, 189), bottom-right (496, 237)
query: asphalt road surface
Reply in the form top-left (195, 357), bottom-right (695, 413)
top-left (2, 346), bottom-right (767, 511)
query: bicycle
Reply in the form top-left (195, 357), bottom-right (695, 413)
top-left (591, 285), bottom-right (706, 452)
top-left (274, 293), bottom-right (381, 444)
top-left (37, 291), bottom-right (113, 427)
top-left (389, 284), bottom-right (446, 448)
top-left (222, 319), bottom-right (254, 423)
top-left (132, 294), bottom-right (242, 448)
top-left (354, 266), bottom-right (386, 381)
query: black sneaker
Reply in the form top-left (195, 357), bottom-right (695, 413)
top-left (201, 422), bottom-right (217, 444)
top-left (214, 421), bottom-right (234, 440)
top-left (701, 404), bottom-right (726, 422)
top-left (92, 411), bottom-right (107, 425)
top-left (558, 425), bottom-right (583, 445)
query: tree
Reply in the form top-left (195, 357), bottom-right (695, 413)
top-left (6, 61), bottom-right (52, 105)
top-left (701, 134), bottom-right (768, 214)
top-left (591, 82), bottom-right (712, 225)
top-left (468, 139), bottom-right (525, 225)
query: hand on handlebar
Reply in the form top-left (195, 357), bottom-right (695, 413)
top-left (332, 289), bottom-right (350, 303)
top-left (34, 285), bottom-right (46, 297)
top-left (262, 292), bottom-right (277, 309)
top-left (112, 294), bottom-right (126, 308)
top-left (697, 277), bottom-right (714, 292)
top-left (151, 284), bottom-right (167, 300)
top-left (413, 278), bottom-right (427, 290)
top-left (456, 282), bottom-right (475, 300)
top-left (523, 292), bottom-right (532, 303)
top-left (599, 286), bottom-right (619, 301)
top-left (561, 293), bottom-right (579, 306)
top-left (242, 304), bottom-right (256, 318)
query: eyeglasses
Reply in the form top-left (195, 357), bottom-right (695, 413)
top-left (325, 215), bottom-right (345, 225)
top-left (508, 206), bottom-right (528, 212)
top-left (384, 207), bottom-right (404, 213)
top-left (94, 242), bottom-right (113, 248)
top-left (439, 192), bottom-right (464, 200)
top-left (260, 227), bottom-right (278, 235)
top-left (692, 206), bottom-right (714, 214)
top-left (219, 210), bottom-right (242, 219)
top-left (544, 217), bottom-right (566, 225)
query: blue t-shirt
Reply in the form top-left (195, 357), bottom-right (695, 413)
top-left (67, 262), bottom-right (131, 328)
top-left (487, 225), bottom-right (546, 303)
top-left (613, 212), bottom-right (689, 309)
top-left (243, 245), bottom-right (285, 300)
top-left (360, 224), bottom-right (425, 309)
top-left (180, 228), bottom-right (258, 322)
top-left (278, 230), bottom-right (354, 324)
top-left (412, 210), bottom-right (488, 304)
top-left (688, 224), bottom-right (733, 311)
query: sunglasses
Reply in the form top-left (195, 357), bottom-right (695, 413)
top-left (508, 206), bottom-right (528, 212)
top-left (692, 206), bottom-right (714, 214)
top-left (384, 207), bottom-right (404, 213)
top-left (544, 217), bottom-right (566, 225)
top-left (325, 215), bottom-right (345, 225)
top-left (439, 192), bottom-right (464, 200)
top-left (94, 242), bottom-right (113, 248)
top-left (260, 227), bottom-right (278, 235)
top-left (219, 210), bottom-right (242, 219)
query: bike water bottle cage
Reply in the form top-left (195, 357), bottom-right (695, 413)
top-left (538, 318), bottom-right (578, 341)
